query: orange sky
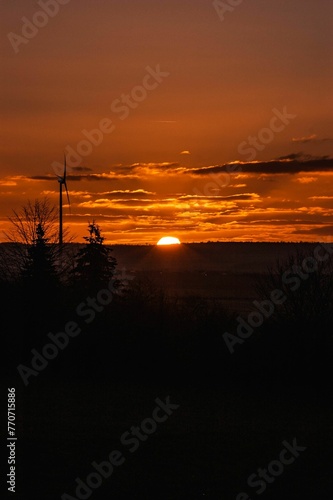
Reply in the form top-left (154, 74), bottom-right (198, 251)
top-left (1, 0), bottom-right (332, 244)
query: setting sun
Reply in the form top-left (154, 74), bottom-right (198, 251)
top-left (157, 236), bottom-right (181, 246)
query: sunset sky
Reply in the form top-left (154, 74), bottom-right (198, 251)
top-left (1, 0), bottom-right (332, 243)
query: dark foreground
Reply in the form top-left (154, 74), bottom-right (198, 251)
top-left (14, 378), bottom-right (333, 500)
top-left (5, 242), bottom-right (333, 499)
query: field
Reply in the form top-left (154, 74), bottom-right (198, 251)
top-left (111, 242), bottom-right (320, 313)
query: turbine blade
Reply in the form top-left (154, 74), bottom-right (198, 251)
top-left (64, 153), bottom-right (67, 181)
top-left (64, 182), bottom-right (71, 212)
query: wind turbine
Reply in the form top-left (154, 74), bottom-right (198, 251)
top-left (56, 154), bottom-right (71, 246)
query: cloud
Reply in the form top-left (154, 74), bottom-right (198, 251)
top-left (188, 154), bottom-right (333, 176)
top-left (28, 153), bottom-right (333, 186)
top-left (42, 190), bottom-right (93, 199)
top-left (294, 176), bottom-right (318, 184)
top-left (0, 180), bottom-right (17, 186)
top-left (276, 153), bottom-right (304, 161)
top-left (309, 196), bottom-right (333, 200)
top-left (100, 189), bottom-right (156, 198)
top-left (71, 166), bottom-right (93, 172)
top-left (180, 151), bottom-right (191, 155)
top-left (104, 162), bottom-right (182, 177)
top-left (30, 174), bottom-right (95, 181)
top-left (292, 226), bottom-right (333, 236)
top-left (292, 134), bottom-right (318, 143)
top-left (28, 172), bottom-right (123, 182)
top-left (179, 193), bottom-right (260, 201)
top-left (292, 135), bottom-right (333, 143)
top-left (130, 162), bottom-right (180, 170)
top-left (112, 199), bottom-right (156, 206)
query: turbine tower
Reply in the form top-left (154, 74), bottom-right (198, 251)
top-left (56, 155), bottom-right (71, 246)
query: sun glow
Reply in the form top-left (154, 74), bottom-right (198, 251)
top-left (157, 236), bottom-right (181, 246)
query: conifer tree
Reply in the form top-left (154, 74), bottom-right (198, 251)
top-left (72, 221), bottom-right (118, 293)
top-left (21, 222), bottom-right (59, 291)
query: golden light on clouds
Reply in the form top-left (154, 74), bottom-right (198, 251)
top-left (0, 155), bottom-right (332, 243)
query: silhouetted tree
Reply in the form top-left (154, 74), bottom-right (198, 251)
top-left (72, 221), bottom-right (118, 293)
top-left (2, 198), bottom-right (60, 282)
top-left (3, 202), bottom-right (63, 337)
top-left (6, 198), bottom-right (58, 245)
top-left (21, 223), bottom-right (59, 291)
top-left (2, 198), bottom-right (74, 284)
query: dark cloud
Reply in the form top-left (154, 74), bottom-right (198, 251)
top-left (30, 174), bottom-right (94, 181)
top-left (292, 226), bottom-right (333, 236)
top-left (248, 219), bottom-right (327, 226)
top-left (188, 154), bottom-right (333, 176)
top-left (29, 174), bottom-right (119, 182)
top-left (276, 153), bottom-right (304, 161)
top-left (29, 163), bottom-right (181, 181)
top-left (71, 166), bottom-right (93, 172)
top-left (179, 194), bottom-right (259, 201)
